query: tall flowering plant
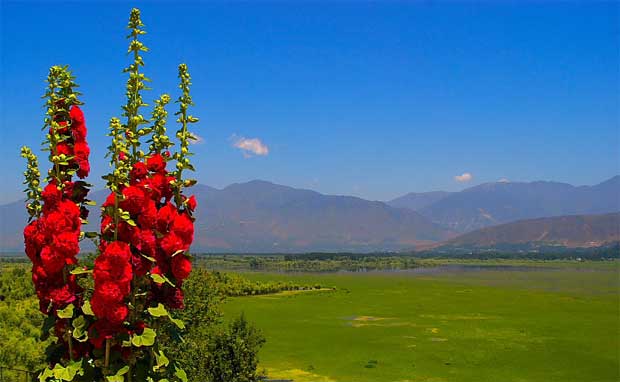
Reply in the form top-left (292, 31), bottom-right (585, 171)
top-left (22, 8), bottom-right (198, 382)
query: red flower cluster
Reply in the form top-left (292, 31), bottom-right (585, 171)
top-left (52, 106), bottom-right (90, 179)
top-left (23, 106), bottom-right (91, 315)
top-left (91, 152), bottom-right (196, 333)
top-left (91, 241), bottom-right (132, 325)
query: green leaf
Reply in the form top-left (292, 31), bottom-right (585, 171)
top-left (171, 249), bottom-right (185, 257)
top-left (84, 231), bottom-right (99, 239)
top-left (72, 316), bottom-right (88, 342)
top-left (131, 327), bottom-right (156, 347)
top-left (82, 300), bottom-right (94, 316)
top-left (174, 366), bottom-right (188, 382)
top-left (84, 200), bottom-right (97, 206)
top-left (70, 268), bottom-right (92, 275)
top-left (106, 365), bottom-right (129, 382)
top-left (148, 303), bottom-right (168, 317)
top-left (150, 273), bottom-right (166, 284)
top-left (150, 273), bottom-right (175, 287)
top-left (153, 350), bottom-right (169, 371)
top-left (169, 317), bottom-right (186, 330)
top-left (57, 303), bottom-right (74, 319)
top-left (38, 367), bottom-right (53, 382)
top-left (141, 253), bottom-right (156, 262)
top-left (48, 359), bottom-right (83, 381)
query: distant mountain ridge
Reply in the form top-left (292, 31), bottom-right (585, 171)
top-left (0, 180), bottom-right (454, 253)
top-left (407, 176), bottom-right (620, 232)
top-left (387, 191), bottom-right (453, 211)
top-left (1, 176), bottom-right (618, 253)
top-left (432, 212), bottom-right (620, 252)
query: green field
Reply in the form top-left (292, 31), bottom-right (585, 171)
top-left (222, 262), bottom-right (620, 382)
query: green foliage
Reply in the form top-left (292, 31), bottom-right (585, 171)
top-left (21, 146), bottom-right (42, 220)
top-left (148, 94), bottom-right (173, 154)
top-left (1, 263), bottom-right (275, 381)
top-left (196, 253), bottom-right (420, 273)
top-left (202, 314), bottom-right (266, 382)
top-left (0, 265), bottom-right (50, 375)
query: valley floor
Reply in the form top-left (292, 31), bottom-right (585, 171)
top-left (222, 261), bottom-right (619, 382)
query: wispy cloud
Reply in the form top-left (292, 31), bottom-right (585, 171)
top-left (189, 132), bottom-right (204, 145)
top-left (231, 135), bottom-right (269, 157)
top-left (498, 177), bottom-right (510, 183)
top-left (454, 172), bottom-right (473, 182)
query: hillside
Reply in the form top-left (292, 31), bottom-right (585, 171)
top-left (0, 180), bottom-right (454, 253)
top-left (417, 176), bottom-right (620, 232)
top-left (387, 191), bottom-right (452, 211)
top-left (433, 212), bottom-right (620, 251)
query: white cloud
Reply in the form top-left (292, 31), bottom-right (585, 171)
top-left (454, 172), bottom-right (473, 182)
top-left (232, 136), bottom-right (269, 157)
top-left (498, 177), bottom-right (510, 183)
top-left (189, 133), bottom-right (204, 145)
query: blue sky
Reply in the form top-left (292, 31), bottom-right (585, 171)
top-left (1, 1), bottom-right (618, 203)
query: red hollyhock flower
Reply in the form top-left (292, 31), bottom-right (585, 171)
top-left (88, 320), bottom-right (116, 349)
top-left (52, 120), bottom-right (69, 135)
top-left (131, 228), bottom-right (157, 257)
top-left (73, 142), bottom-right (90, 178)
top-left (24, 220), bottom-right (45, 261)
top-left (70, 106), bottom-right (87, 143)
top-left (171, 254), bottom-right (191, 281)
top-left (166, 287), bottom-right (185, 310)
top-left (186, 195), bottom-right (197, 212)
top-left (137, 199), bottom-right (158, 229)
top-left (148, 173), bottom-right (174, 202)
top-left (93, 241), bottom-right (132, 286)
top-left (102, 192), bottom-right (116, 208)
top-left (51, 231), bottom-right (80, 259)
top-left (120, 185), bottom-right (147, 215)
top-left (70, 105), bottom-right (85, 125)
top-left (149, 284), bottom-right (184, 310)
top-left (40, 246), bottom-right (67, 274)
top-left (156, 202), bottom-right (178, 233)
top-left (116, 221), bottom-right (137, 244)
top-left (43, 201), bottom-right (81, 235)
top-left (130, 162), bottom-right (148, 184)
top-left (74, 142), bottom-right (90, 161)
top-left (131, 251), bottom-right (152, 277)
top-left (106, 304), bottom-right (129, 325)
top-left (41, 183), bottom-right (62, 208)
top-left (172, 213), bottom-right (194, 246)
top-left (56, 143), bottom-right (72, 156)
top-left (159, 232), bottom-right (187, 257)
top-left (146, 153), bottom-right (166, 173)
top-left (48, 284), bottom-right (76, 308)
top-left (62, 181), bottom-right (75, 200)
top-left (77, 161), bottom-right (90, 179)
top-left (100, 215), bottom-right (114, 237)
top-left (94, 281), bottom-right (125, 304)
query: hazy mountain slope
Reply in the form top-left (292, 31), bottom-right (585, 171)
top-left (419, 176), bottom-right (620, 232)
top-left (434, 212), bottom-right (620, 250)
top-left (0, 180), bottom-right (453, 253)
top-left (387, 191), bottom-right (452, 211)
top-left (192, 180), bottom-right (453, 252)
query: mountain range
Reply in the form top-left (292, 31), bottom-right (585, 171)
top-left (0, 176), bottom-right (618, 253)
top-left (433, 212), bottom-right (620, 252)
top-left (389, 176), bottom-right (620, 233)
